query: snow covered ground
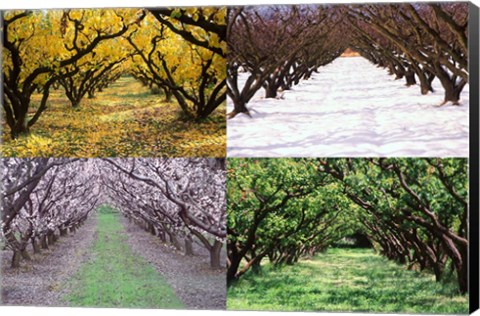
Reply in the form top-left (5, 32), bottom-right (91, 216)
top-left (227, 57), bottom-right (469, 157)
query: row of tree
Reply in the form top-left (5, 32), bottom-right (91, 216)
top-left (1, 159), bottom-right (98, 268)
top-left (1, 158), bottom-right (226, 270)
top-left (2, 8), bottom-right (226, 139)
top-left (348, 3), bottom-right (468, 104)
top-left (227, 3), bottom-right (469, 118)
top-left (102, 158), bottom-right (226, 269)
top-left (227, 5), bottom-right (346, 117)
top-left (227, 158), bottom-right (468, 293)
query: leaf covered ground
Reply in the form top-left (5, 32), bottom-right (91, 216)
top-left (227, 248), bottom-right (468, 314)
top-left (2, 76), bottom-right (226, 157)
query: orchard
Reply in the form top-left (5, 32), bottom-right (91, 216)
top-left (1, 158), bottom-right (226, 307)
top-left (2, 8), bottom-right (226, 157)
top-left (227, 3), bottom-right (468, 117)
top-left (227, 158), bottom-right (469, 312)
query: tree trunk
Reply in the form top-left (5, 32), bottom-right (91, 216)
top-left (264, 83), bottom-right (278, 99)
top-left (163, 87), bottom-right (172, 102)
top-left (149, 224), bottom-right (156, 236)
top-left (21, 249), bottom-right (31, 261)
top-left (47, 232), bottom-right (55, 245)
top-left (209, 240), bottom-right (223, 269)
top-left (457, 246), bottom-right (468, 293)
top-left (168, 233), bottom-right (182, 251)
top-left (416, 72), bottom-right (434, 95)
top-left (228, 99), bottom-right (250, 119)
top-left (251, 261), bottom-right (262, 274)
top-left (443, 84), bottom-right (464, 105)
top-left (11, 251), bottom-right (22, 268)
top-left (41, 235), bottom-right (49, 249)
top-left (185, 238), bottom-right (194, 256)
top-left (405, 69), bottom-right (416, 86)
top-left (158, 231), bottom-right (166, 242)
top-left (10, 116), bottom-right (30, 139)
top-left (433, 262), bottom-right (443, 282)
top-left (227, 252), bottom-right (242, 285)
top-left (32, 238), bottom-right (41, 254)
top-left (434, 62), bottom-right (466, 105)
top-left (71, 99), bottom-right (81, 107)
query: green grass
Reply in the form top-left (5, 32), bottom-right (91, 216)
top-left (227, 248), bottom-right (468, 314)
top-left (63, 206), bottom-right (184, 309)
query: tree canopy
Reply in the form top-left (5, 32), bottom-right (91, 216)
top-left (227, 158), bottom-right (468, 293)
top-left (227, 3), bottom-right (469, 117)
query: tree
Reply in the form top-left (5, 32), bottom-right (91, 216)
top-left (348, 3), bottom-right (468, 104)
top-left (227, 6), bottom-right (341, 117)
top-left (2, 9), bottom-right (145, 138)
top-left (227, 158), bottom-right (468, 294)
top-left (104, 158), bottom-right (226, 269)
top-left (227, 158), bottom-right (348, 283)
top-left (58, 37), bottom-right (130, 107)
top-left (1, 158), bottom-right (97, 268)
top-left (126, 10), bottom-right (226, 120)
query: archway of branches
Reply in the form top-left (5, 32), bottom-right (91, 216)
top-left (1, 158), bottom-right (226, 271)
top-left (3, 8), bottom-right (226, 141)
top-left (227, 158), bottom-right (468, 294)
top-left (227, 3), bottom-right (468, 117)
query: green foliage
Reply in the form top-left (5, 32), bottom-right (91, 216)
top-left (63, 211), bottom-right (184, 309)
top-left (227, 158), bottom-right (357, 281)
top-left (227, 248), bottom-right (468, 313)
top-left (227, 158), bottom-right (468, 293)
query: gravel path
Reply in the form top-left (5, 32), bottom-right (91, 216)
top-left (120, 217), bottom-right (226, 310)
top-left (1, 216), bottom-right (97, 306)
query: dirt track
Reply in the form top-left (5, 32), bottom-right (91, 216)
top-left (1, 214), bottom-right (226, 309)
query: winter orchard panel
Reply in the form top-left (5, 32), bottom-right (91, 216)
top-left (226, 158), bottom-right (468, 293)
top-left (227, 5), bottom-right (345, 117)
top-left (1, 158), bottom-right (226, 270)
top-left (227, 3), bottom-right (468, 117)
top-left (2, 7), bottom-right (226, 139)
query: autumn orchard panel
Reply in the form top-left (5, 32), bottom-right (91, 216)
top-left (2, 8), bottom-right (226, 157)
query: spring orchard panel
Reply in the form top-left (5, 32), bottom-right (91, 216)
top-left (1, 158), bottom-right (226, 308)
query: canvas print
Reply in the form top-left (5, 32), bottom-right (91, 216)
top-left (0, 1), bottom-right (478, 315)
top-left (226, 158), bottom-right (469, 313)
top-left (1, 8), bottom-right (226, 157)
top-left (226, 3), bottom-right (469, 157)
top-left (1, 158), bottom-right (226, 309)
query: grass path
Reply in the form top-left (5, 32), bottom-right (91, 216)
top-left (227, 248), bottom-right (468, 313)
top-left (63, 208), bottom-right (184, 309)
